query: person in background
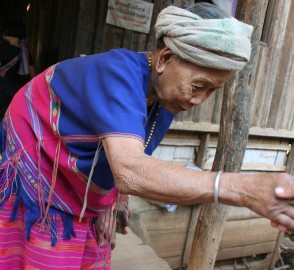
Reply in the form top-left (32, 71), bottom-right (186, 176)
top-left (0, 3), bottom-right (294, 270)
top-left (0, 38), bottom-right (21, 120)
top-left (0, 19), bottom-right (35, 121)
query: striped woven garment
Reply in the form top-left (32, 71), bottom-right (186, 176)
top-left (0, 195), bottom-right (112, 269)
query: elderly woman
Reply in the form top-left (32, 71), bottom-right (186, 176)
top-left (0, 2), bottom-right (293, 269)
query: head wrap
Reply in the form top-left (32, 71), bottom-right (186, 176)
top-left (155, 6), bottom-right (253, 70)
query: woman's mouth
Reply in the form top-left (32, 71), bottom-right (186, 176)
top-left (176, 104), bottom-right (187, 111)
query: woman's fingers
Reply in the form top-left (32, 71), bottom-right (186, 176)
top-left (272, 211), bottom-right (294, 232)
top-left (268, 195), bottom-right (294, 232)
top-left (271, 221), bottom-right (278, 228)
top-left (277, 224), bottom-right (289, 232)
top-left (271, 221), bottom-right (288, 232)
top-left (110, 233), bottom-right (117, 250)
top-left (95, 209), bottom-right (117, 246)
top-left (116, 210), bottom-right (129, 234)
top-left (283, 204), bottom-right (294, 220)
top-left (116, 194), bottom-right (130, 234)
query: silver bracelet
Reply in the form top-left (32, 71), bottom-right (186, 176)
top-left (214, 171), bottom-right (222, 204)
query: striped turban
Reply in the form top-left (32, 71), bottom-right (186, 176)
top-left (155, 6), bottom-right (253, 70)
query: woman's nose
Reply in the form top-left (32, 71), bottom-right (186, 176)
top-left (188, 95), bottom-right (205, 105)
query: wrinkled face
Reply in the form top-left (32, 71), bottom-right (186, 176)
top-left (152, 49), bottom-right (232, 114)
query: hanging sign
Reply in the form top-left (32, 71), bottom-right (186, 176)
top-left (106, 0), bottom-right (154, 34)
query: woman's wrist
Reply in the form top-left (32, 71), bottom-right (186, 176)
top-left (217, 172), bottom-right (247, 207)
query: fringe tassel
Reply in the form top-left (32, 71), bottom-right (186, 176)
top-left (79, 142), bottom-right (102, 222)
top-left (17, 179), bottom-right (76, 246)
top-left (40, 139), bottom-right (61, 230)
top-left (60, 211), bottom-right (76, 240)
top-left (1, 138), bottom-right (77, 246)
top-left (36, 140), bottom-right (44, 221)
top-left (0, 154), bottom-right (21, 207)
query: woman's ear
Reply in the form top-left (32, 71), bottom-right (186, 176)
top-left (155, 47), bottom-right (175, 74)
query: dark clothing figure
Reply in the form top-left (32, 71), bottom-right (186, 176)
top-left (0, 20), bottom-right (35, 121)
top-left (0, 39), bottom-right (24, 120)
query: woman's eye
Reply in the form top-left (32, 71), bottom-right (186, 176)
top-left (192, 84), bottom-right (204, 91)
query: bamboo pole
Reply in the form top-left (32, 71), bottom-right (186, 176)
top-left (187, 1), bottom-right (269, 269)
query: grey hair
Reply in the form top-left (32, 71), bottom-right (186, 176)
top-left (185, 2), bottom-right (230, 19)
top-left (156, 2), bottom-right (230, 48)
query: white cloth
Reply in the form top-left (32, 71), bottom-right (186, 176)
top-left (155, 6), bottom-right (253, 70)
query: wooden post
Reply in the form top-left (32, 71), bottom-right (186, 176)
top-left (187, 0), bottom-right (269, 269)
top-left (182, 133), bottom-right (210, 266)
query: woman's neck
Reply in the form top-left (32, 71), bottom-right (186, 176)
top-left (146, 87), bottom-right (157, 107)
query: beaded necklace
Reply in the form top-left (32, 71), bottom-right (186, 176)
top-left (148, 52), bottom-right (152, 70)
top-left (144, 52), bottom-right (161, 149)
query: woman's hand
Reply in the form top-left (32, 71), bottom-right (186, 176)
top-left (240, 173), bottom-right (294, 232)
top-left (95, 195), bottom-right (130, 250)
top-left (95, 208), bottom-right (117, 250)
top-left (270, 184), bottom-right (294, 232)
top-left (115, 194), bottom-right (130, 235)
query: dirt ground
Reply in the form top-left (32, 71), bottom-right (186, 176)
top-left (111, 228), bottom-right (172, 270)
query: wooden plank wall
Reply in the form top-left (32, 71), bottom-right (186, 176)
top-left (73, 0), bottom-right (193, 56)
top-left (153, 130), bottom-right (289, 173)
top-left (174, 0), bottom-right (294, 134)
top-left (250, 0), bottom-right (294, 131)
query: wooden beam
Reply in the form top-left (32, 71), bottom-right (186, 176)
top-left (286, 141), bottom-right (294, 175)
top-left (169, 121), bottom-right (294, 139)
top-left (187, 1), bottom-right (269, 269)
